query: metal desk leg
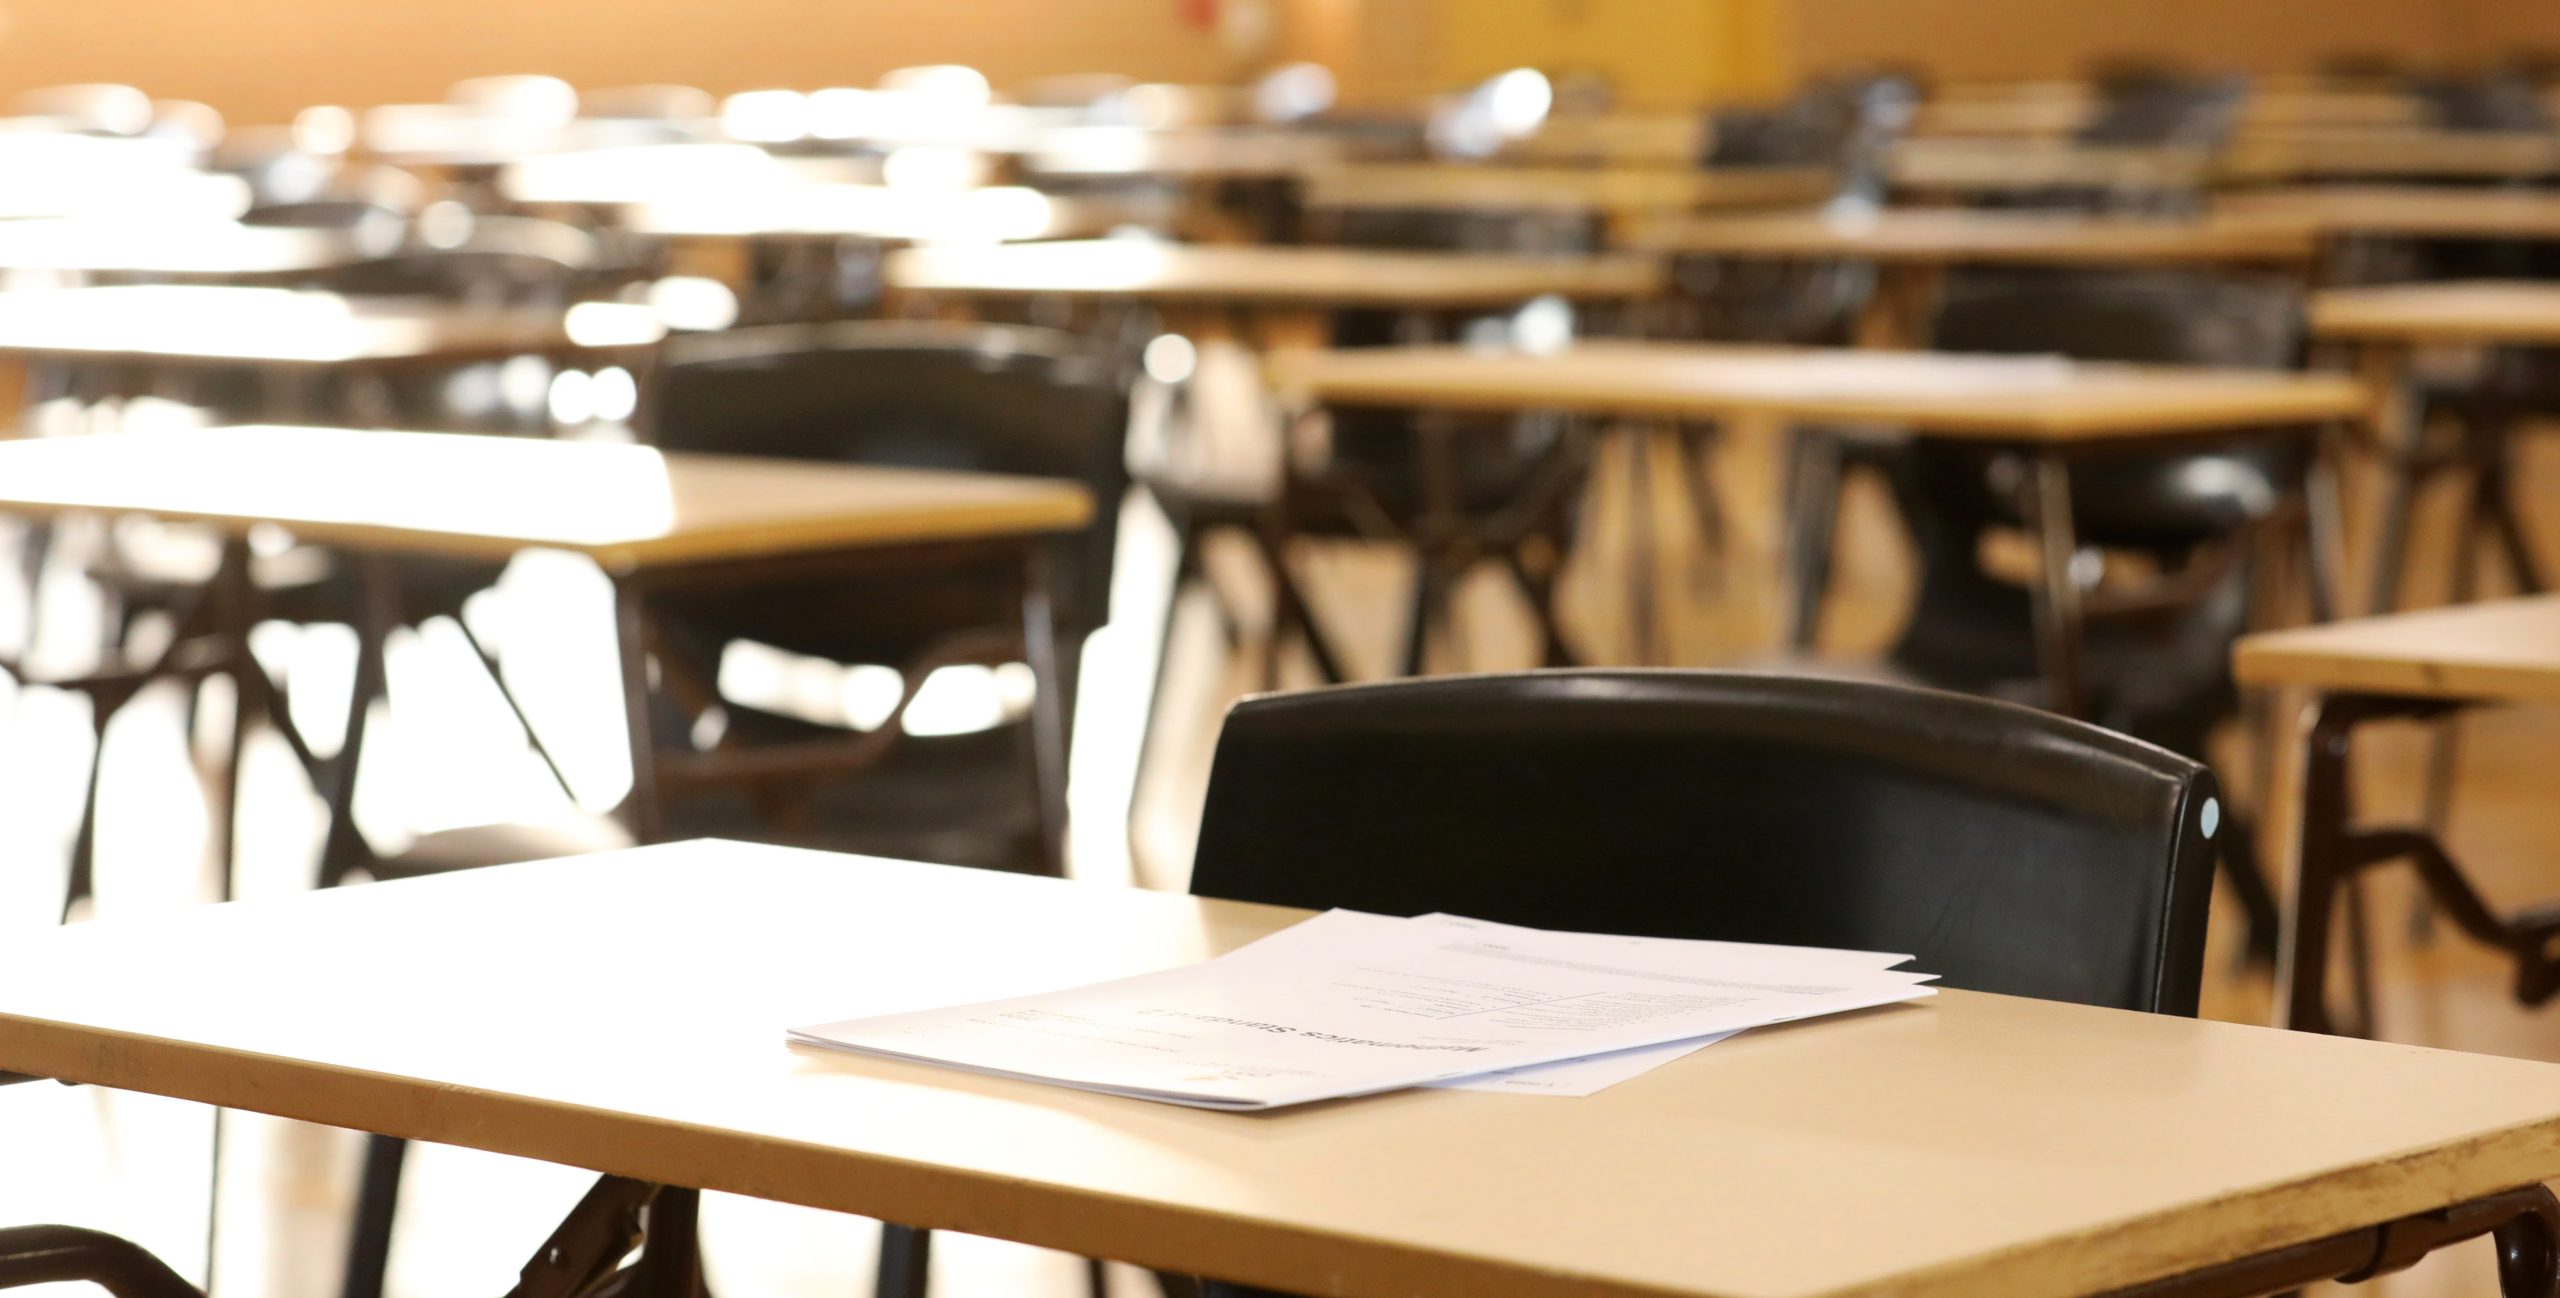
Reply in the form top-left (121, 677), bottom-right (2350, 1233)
top-left (2283, 692), bottom-right (2560, 1037)
top-left (611, 575), bottom-right (663, 845)
top-left (2359, 343), bottom-right (2425, 615)
top-left (1019, 547), bottom-right (1070, 880)
top-left (315, 556), bottom-right (396, 891)
top-left (2097, 1183), bottom-right (2560, 1297)
top-left (2020, 452), bottom-right (2089, 719)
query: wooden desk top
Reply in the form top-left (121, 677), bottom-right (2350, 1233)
top-left (1300, 162), bottom-right (1835, 214)
top-left (1268, 341), bottom-right (2370, 441)
top-left (0, 218), bottom-right (374, 277)
top-left (2218, 186), bottom-right (2560, 242)
top-left (1021, 125), bottom-right (1351, 178)
top-left (2311, 280), bottom-right (2560, 346)
top-left (5, 842), bottom-right (2560, 1298)
top-left (1631, 208), bottom-right (2316, 265)
top-left (620, 185), bottom-right (1121, 243)
top-left (0, 286), bottom-right (664, 365)
top-left (497, 144), bottom-right (871, 207)
top-left (884, 240), bottom-right (1666, 307)
top-left (2235, 595), bottom-right (2560, 703)
top-left (2221, 128), bottom-right (2560, 182)
top-left (0, 428), bottom-right (1090, 570)
top-left (1886, 139), bottom-right (2213, 194)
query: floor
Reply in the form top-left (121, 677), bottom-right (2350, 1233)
top-left (3, 395), bottom-right (2557, 1298)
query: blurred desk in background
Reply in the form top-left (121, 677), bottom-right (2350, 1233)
top-left (1272, 341), bottom-right (2368, 710)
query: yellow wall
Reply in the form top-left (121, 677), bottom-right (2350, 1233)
top-left (0, 0), bottom-right (1254, 125)
top-left (1783, 0), bottom-right (2549, 85)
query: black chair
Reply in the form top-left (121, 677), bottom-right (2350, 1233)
top-left (1791, 268), bottom-right (2310, 962)
top-left (626, 320), bottom-right (1131, 872)
top-left (326, 321), bottom-right (1132, 1298)
top-left (2418, 72), bottom-right (2555, 133)
top-left (1289, 209), bottom-right (1599, 676)
top-left (1181, 668), bottom-right (2216, 1298)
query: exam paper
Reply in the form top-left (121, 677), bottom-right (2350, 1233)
top-left (1224, 912), bottom-right (1912, 1096)
top-left (791, 910), bottom-right (1935, 1110)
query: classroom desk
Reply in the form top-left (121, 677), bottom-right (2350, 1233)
top-left (1299, 162), bottom-right (1835, 244)
top-left (2221, 128), bottom-right (2560, 184)
top-left (1884, 139), bottom-right (2214, 202)
top-left (0, 218), bottom-right (378, 280)
top-left (6, 840), bottom-right (2560, 1298)
top-left (619, 186), bottom-right (1116, 243)
top-left (1019, 125), bottom-right (1352, 179)
top-left (2309, 280), bottom-right (2560, 611)
top-left (1630, 208), bottom-right (2319, 346)
top-left (1271, 341), bottom-right (2368, 712)
top-left (883, 239), bottom-right (1666, 342)
top-left (2236, 596), bottom-right (2560, 1037)
top-left (2220, 185), bottom-right (2560, 244)
top-left (0, 428), bottom-right (1092, 883)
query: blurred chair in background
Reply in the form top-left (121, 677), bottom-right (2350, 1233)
top-left (1791, 268), bottom-right (2314, 961)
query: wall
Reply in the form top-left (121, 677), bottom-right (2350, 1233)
top-left (1785, 0), bottom-right (2485, 84)
top-left (1433, 0), bottom-right (1789, 106)
top-left (0, 0), bottom-right (1253, 125)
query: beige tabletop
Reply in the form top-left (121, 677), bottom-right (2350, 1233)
top-left (2235, 594), bottom-right (2560, 704)
top-left (0, 285), bottom-right (665, 365)
top-left (1496, 112), bottom-right (1711, 166)
top-left (497, 143), bottom-right (870, 207)
top-left (1269, 341), bottom-right (2370, 441)
top-left (884, 239), bottom-right (1666, 307)
top-left (619, 184), bottom-right (1121, 243)
top-left (2311, 280), bottom-right (2560, 347)
top-left (2221, 128), bottom-right (2560, 183)
top-left (6, 841), bottom-right (2560, 1298)
top-left (2219, 185), bottom-right (2560, 242)
top-left (1300, 162), bottom-right (1835, 215)
top-left (0, 427), bottom-right (1091, 570)
top-left (0, 218), bottom-right (375, 277)
top-left (1886, 139), bottom-right (2214, 195)
top-left (1021, 125), bottom-right (1351, 178)
top-left (1631, 207), bottom-right (2317, 266)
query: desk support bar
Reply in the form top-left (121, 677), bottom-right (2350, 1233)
top-left (504, 1177), bottom-right (705, 1298)
top-left (2099, 1182), bottom-right (2560, 1298)
top-left (2282, 693), bottom-right (2560, 1036)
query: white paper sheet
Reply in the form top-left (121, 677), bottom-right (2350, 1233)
top-left (1224, 912), bottom-right (1912, 1096)
top-left (790, 910), bottom-right (1935, 1110)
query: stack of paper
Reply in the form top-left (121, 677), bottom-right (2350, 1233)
top-left (790, 911), bottom-right (1935, 1110)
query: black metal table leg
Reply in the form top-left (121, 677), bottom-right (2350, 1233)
top-left (2283, 692), bottom-right (2560, 1037)
top-left (2020, 450), bottom-right (2090, 718)
top-left (610, 575), bottom-right (664, 845)
top-left (2099, 1183), bottom-right (2560, 1298)
top-left (873, 1223), bottom-right (930, 1298)
top-left (339, 1133), bottom-right (407, 1298)
top-left (1017, 547), bottom-right (1071, 879)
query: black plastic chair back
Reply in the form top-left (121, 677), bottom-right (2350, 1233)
top-left (1921, 268), bottom-right (2307, 545)
top-left (647, 321), bottom-right (1130, 642)
top-left (2419, 74), bottom-right (2554, 132)
top-left (1191, 670), bottom-right (2218, 1014)
top-left (2077, 75), bottom-right (2245, 147)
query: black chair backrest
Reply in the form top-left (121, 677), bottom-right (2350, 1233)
top-left (302, 216), bottom-right (598, 307)
top-left (2418, 73), bottom-right (2554, 132)
top-left (1920, 268), bottom-right (2307, 546)
top-left (647, 321), bottom-right (1130, 638)
top-left (2076, 75), bottom-right (2246, 148)
top-left (1191, 670), bottom-right (2218, 1015)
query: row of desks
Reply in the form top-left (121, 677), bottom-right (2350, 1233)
top-left (12, 185), bottom-right (2560, 288)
